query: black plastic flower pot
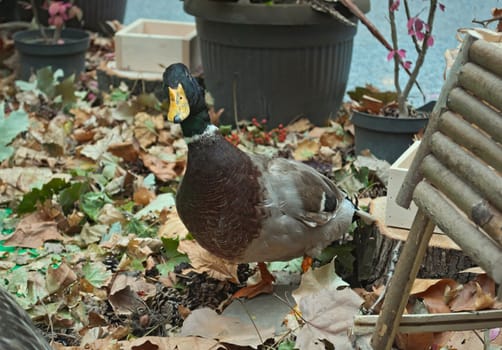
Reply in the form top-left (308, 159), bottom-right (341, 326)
top-left (351, 107), bottom-right (431, 164)
top-left (13, 28), bottom-right (90, 81)
top-left (184, 0), bottom-right (370, 127)
top-left (74, 0), bottom-right (128, 35)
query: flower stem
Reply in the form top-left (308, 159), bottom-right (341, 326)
top-left (388, 0), bottom-right (404, 116)
top-left (400, 0), bottom-right (438, 108)
top-left (30, 0), bottom-right (48, 42)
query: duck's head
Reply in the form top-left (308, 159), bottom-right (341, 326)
top-left (162, 63), bottom-right (207, 123)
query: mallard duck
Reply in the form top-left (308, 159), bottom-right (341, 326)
top-left (0, 287), bottom-right (52, 350)
top-left (163, 63), bottom-right (372, 297)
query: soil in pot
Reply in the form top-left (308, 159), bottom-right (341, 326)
top-left (13, 28), bottom-right (90, 81)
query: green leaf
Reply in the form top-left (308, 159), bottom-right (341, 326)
top-left (134, 193), bottom-right (175, 219)
top-left (82, 261), bottom-right (111, 288)
top-left (277, 339), bottom-right (296, 350)
top-left (156, 255), bottom-right (189, 275)
top-left (17, 178), bottom-right (70, 214)
top-left (0, 102), bottom-right (30, 148)
top-left (80, 192), bottom-right (111, 222)
top-left (161, 237), bottom-right (181, 259)
top-left (59, 182), bottom-right (90, 214)
top-left (0, 145), bottom-right (14, 162)
top-left (136, 92), bottom-right (159, 109)
top-left (110, 87), bottom-right (130, 102)
top-left (55, 74), bottom-right (77, 107)
top-left (158, 237), bottom-right (190, 274)
top-left (36, 67), bottom-right (57, 98)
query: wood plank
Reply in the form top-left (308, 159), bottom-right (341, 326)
top-left (354, 310), bottom-right (502, 335)
top-left (414, 182), bottom-right (502, 283)
top-left (447, 88), bottom-right (502, 144)
top-left (430, 132), bottom-right (502, 213)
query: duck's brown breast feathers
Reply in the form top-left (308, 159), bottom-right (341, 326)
top-left (176, 135), bottom-right (266, 261)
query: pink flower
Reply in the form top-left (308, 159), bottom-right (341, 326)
top-left (387, 49), bottom-right (406, 61)
top-left (390, 0), bottom-right (400, 12)
top-left (439, 3), bottom-right (445, 12)
top-left (48, 1), bottom-right (72, 23)
top-left (427, 35), bottom-right (434, 47)
top-left (403, 61), bottom-right (412, 69)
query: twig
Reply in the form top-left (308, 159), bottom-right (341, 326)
top-left (236, 299), bottom-right (265, 345)
top-left (367, 240), bottom-right (402, 314)
top-left (472, 15), bottom-right (502, 27)
top-left (339, 0), bottom-right (427, 103)
top-left (400, 0), bottom-right (438, 108)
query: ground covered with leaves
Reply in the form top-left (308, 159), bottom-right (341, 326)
top-left (0, 34), bottom-right (501, 350)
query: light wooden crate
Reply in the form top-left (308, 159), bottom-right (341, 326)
top-left (115, 19), bottom-right (201, 73)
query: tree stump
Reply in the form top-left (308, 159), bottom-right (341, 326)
top-left (354, 197), bottom-right (475, 287)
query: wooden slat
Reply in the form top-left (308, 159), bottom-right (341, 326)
top-left (371, 211), bottom-right (436, 350)
top-left (447, 88), bottom-right (502, 144)
top-left (437, 111), bottom-right (502, 173)
top-left (413, 181), bottom-right (502, 283)
top-left (355, 310), bottom-right (502, 335)
top-left (430, 132), bottom-right (502, 212)
top-left (458, 62), bottom-right (502, 112)
top-left (421, 155), bottom-right (502, 244)
top-left (469, 39), bottom-right (502, 77)
top-left (395, 35), bottom-right (477, 209)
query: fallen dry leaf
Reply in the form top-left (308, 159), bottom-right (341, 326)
top-left (139, 152), bottom-right (181, 181)
top-left (292, 138), bottom-right (320, 161)
top-left (450, 277), bottom-right (496, 312)
top-left (287, 118), bottom-right (313, 133)
top-left (133, 112), bottom-right (164, 148)
top-left (109, 273), bottom-right (155, 314)
top-left (133, 186), bottom-right (156, 206)
top-left (177, 240), bottom-right (239, 282)
top-left (4, 211), bottom-right (64, 248)
top-left (292, 260), bottom-right (363, 350)
top-left (121, 335), bottom-right (225, 350)
top-left (157, 209), bottom-right (189, 240)
top-left (181, 308), bottom-right (273, 347)
top-left (108, 141), bottom-right (140, 162)
top-left (46, 263), bottom-right (78, 294)
top-left (413, 279), bottom-right (458, 313)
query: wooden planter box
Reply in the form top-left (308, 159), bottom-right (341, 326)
top-left (114, 19), bottom-right (201, 73)
top-left (385, 141), bottom-right (442, 232)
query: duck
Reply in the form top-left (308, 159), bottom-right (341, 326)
top-left (0, 287), bottom-right (52, 350)
top-left (162, 63), bottom-right (373, 298)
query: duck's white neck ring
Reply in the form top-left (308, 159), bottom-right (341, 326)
top-left (184, 124), bottom-right (219, 144)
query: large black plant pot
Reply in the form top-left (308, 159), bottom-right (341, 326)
top-left (13, 28), bottom-right (90, 81)
top-left (75, 0), bottom-right (128, 35)
top-left (351, 102), bottom-right (434, 163)
top-left (184, 0), bottom-right (370, 127)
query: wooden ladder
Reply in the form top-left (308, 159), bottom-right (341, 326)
top-left (365, 31), bottom-right (502, 349)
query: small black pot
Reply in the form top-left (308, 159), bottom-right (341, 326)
top-left (13, 28), bottom-right (90, 81)
top-left (351, 103), bottom-right (434, 163)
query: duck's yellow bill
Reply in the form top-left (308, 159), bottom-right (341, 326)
top-left (167, 84), bottom-right (190, 123)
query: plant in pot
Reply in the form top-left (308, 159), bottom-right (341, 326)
top-left (13, 0), bottom-right (90, 80)
top-left (344, 0), bottom-right (443, 163)
top-left (183, 0), bottom-right (370, 128)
